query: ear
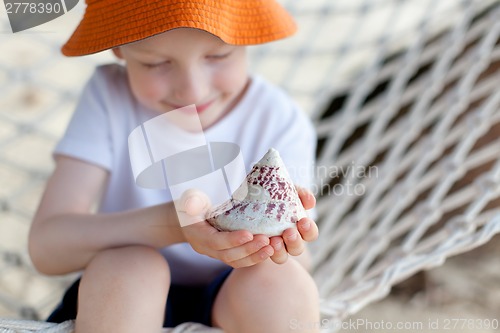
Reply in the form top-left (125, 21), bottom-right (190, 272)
top-left (112, 48), bottom-right (123, 59)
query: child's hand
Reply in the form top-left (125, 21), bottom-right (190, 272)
top-left (269, 187), bottom-right (318, 264)
top-left (179, 190), bottom-right (275, 268)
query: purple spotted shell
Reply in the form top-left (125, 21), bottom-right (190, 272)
top-left (207, 148), bottom-right (306, 236)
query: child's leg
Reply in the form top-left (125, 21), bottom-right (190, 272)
top-left (212, 259), bottom-right (320, 333)
top-left (75, 245), bottom-right (170, 333)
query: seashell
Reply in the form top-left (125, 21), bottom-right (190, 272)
top-left (207, 148), bottom-right (306, 236)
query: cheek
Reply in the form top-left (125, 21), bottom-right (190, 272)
top-left (213, 58), bottom-right (248, 94)
top-left (128, 70), bottom-right (166, 103)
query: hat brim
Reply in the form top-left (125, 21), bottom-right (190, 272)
top-left (62, 0), bottom-right (297, 56)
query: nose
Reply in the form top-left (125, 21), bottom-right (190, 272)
top-left (172, 66), bottom-right (208, 106)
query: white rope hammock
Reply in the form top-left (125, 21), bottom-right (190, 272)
top-left (1, 0), bottom-right (499, 332)
top-left (312, 2), bottom-right (500, 321)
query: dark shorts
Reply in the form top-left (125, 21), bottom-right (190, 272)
top-left (47, 268), bottom-right (233, 328)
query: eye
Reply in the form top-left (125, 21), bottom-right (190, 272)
top-left (206, 52), bottom-right (232, 60)
top-left (141, 61), bottom-right (170, 69)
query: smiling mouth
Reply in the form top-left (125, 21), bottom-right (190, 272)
top-left (166, 100), bottom-right (215, 114)
top-left (195, 100), bottom-right (215, 113)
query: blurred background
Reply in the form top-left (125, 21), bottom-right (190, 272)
top-left (1, 0), bottom-right (499, 332)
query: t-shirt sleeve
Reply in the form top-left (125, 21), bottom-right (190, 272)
top-left (54, 68), bottom-right (113, 171)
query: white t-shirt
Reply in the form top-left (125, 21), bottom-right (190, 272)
top-left (55, 64), bottom-right (317, 285)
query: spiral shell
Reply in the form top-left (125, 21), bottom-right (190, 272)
top-left (207, 148), bottom-right (306, 236)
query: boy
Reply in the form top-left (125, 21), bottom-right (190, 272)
top-left (28, 1), bottom-right (320, 332)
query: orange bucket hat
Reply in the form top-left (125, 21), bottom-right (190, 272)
top-left (62, 0), bottom-right (297, 56)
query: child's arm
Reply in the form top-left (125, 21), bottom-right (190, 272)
top-left (28, 155), bottom-right (184, 275)
top-left (29, 156), bottom-right (272, 275)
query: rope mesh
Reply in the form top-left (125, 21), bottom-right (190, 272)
top-left (1, 0), bottom-right (499, 332)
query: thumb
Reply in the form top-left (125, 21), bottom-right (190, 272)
top-left (180, 189), bottom-right (211, 217)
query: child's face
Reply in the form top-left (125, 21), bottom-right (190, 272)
top-left (114, 28), bottom-right (249, 128)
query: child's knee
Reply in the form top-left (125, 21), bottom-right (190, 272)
top-left (216, 260), bottom-right (319, 329)
top-left (77, 246), bottom-right (170, 330)
top-left (241, 259), bottom-right (318, 297)
top-left (85, 245), bottom-right (171, 285)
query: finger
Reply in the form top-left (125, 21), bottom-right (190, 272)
top-left (208, 229), bottom-right (255, 251)
top-left (297, 217), bottom-right (319, 242)
top-left (179, 189), bottom-right (212, 216)
top-left (218, 234), bottom-right (270, 263)
top-left (228, 245), bottom-right (274, 268)
top-left (296, 186), bottom-right (316, 210)
top-left (175, 189), bottom-right (213, 227)
top-left (269, 236), bottom-right (288, 264)
top-left (185, 195), bottom-right (207, 216)
top-left (182, 221), bottom-right (254, 251)
top-left (282, 227), bottom-right (305, 256)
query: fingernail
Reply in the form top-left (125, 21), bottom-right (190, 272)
top-left (301, 221), bottom-right (311, 231)
top-left (185, 196), bottom-right (203, 215)
top-left (286, 232), bottom-right (298, 241)
top-left (274, 241), bottom-right (283, 251)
